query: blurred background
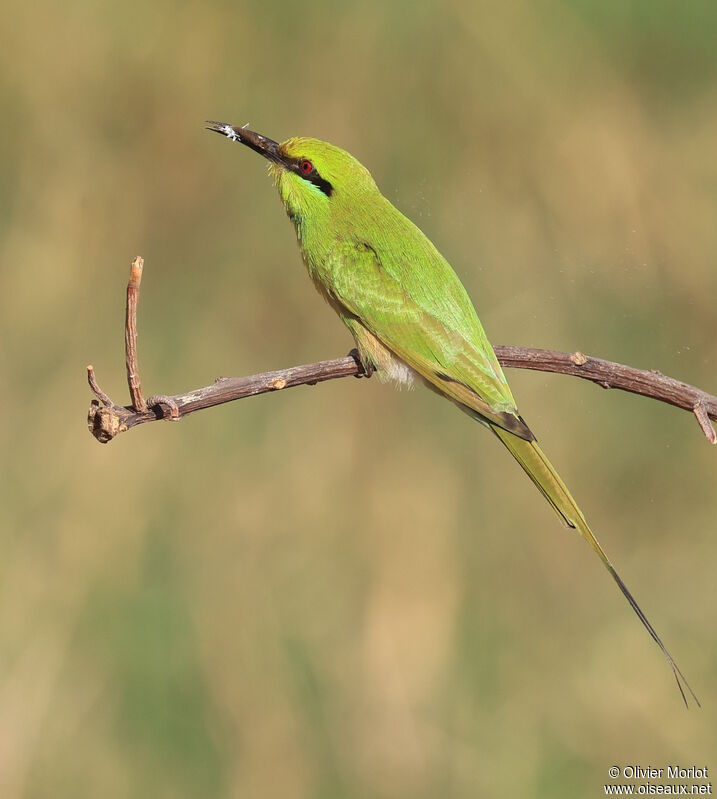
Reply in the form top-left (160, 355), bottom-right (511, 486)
top-left (1, 1), bottom-right (716, 796)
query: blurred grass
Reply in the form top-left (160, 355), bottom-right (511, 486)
top-left (1, 1), bottom-right (716, 796)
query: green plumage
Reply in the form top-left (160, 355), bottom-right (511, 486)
top-left (208, 123), bottom-right (697, 705)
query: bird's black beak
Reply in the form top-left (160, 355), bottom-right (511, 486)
top-left (205, 121), bottom-right (282, 163)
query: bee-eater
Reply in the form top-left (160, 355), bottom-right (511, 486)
top-left (207, 121), bottom-right (697, 705)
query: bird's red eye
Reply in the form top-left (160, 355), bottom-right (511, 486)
top-left (300, 159), bottom-right (313, 174)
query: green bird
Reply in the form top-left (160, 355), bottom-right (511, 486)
top-left (207, 121), bottom-right (697, 705)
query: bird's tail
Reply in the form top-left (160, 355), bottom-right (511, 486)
top-left (492, 424), bottom-right (699, 707)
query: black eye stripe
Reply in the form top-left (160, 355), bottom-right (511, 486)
top-left (292, 158), bottom-right (333, 197)
top-left (308, 174), bottom-right (333, 197)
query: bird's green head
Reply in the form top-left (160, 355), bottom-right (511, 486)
top-left (206, 121), bottom-right (376, 223)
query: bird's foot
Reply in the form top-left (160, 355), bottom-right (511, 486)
top-left (348, 348), bottom-right (374, 378)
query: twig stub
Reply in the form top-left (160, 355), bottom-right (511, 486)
top-left (87, 365), bottom-right (114, 408)
top-left (694, 402), bottom-right (717, 445)
top-left (125, 256), bottom-right (147, 412)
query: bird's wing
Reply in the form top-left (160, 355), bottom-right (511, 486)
top-left (326, 240), bottom-right (534, 440)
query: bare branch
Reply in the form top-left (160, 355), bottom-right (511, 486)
top-left (86, 258), bottom-right (717, 445)
top-left (493, 346), bottom-right (717, 442)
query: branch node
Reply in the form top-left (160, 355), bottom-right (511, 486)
top-left (87, 400), bottom-right (128, 443)
top-left (693, 402), bottom-right (717, 444)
